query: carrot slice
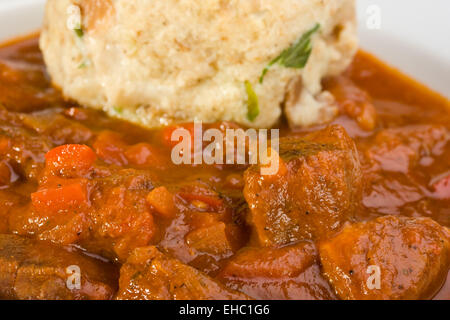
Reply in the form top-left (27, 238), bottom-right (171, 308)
top-left (45, 144), bottom-right (96, 177)
top-left (31, 180), bottom-right (89, 214)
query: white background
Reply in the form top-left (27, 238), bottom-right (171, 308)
top-left (0, 0), bottom-right (449, 96)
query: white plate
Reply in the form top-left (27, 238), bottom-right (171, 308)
top-left (357, 0), bottom-right (450, 98)
top-left (0, 0), bottom-right (449, 97)
top-left (0, 0), bottom-right (45, 40)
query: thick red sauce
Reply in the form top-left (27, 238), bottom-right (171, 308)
top-left (0, 35), bottom-right (448, 300)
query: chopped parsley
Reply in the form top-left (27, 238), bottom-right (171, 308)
top-left (113, 106), bottom-right (124, 114)
top-left (245, 80), bottom-right (259, 122)
top-left (74, 27), bottom-right (84, 38)
top-left (259, 23), bottom-right (320, 83)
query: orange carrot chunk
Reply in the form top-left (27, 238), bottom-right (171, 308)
top-left (31, 180), bottom-right (89, 214)
top-left (146, 186), bottom-right (177, 219)
top-left (45, 144), bottom-right (96, 177)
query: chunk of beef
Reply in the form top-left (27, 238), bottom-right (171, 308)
top-left (116, 246), bottom-right (249, 300)
top-left (9, 167), bottom-right (158, 263)
top-left (319, 216), bottom-right (450, 300)
top-left (0, 234), bottom-right (118, 300)
top-left (0, 106), bottom-right (94, 182)
top-left (85, 169), bottom-right (157, 261)
top-left (219, 242), bottom-right (316, 279)
top-left (217, 242), bottom-right (336, 300)
top-left (244, 125), bottom-right (362, 246)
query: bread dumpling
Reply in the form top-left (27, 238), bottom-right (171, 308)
top-left (40, 0), bottom-right (358, 128)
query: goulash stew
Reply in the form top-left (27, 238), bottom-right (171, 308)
top-left (0, 35), bottom-right (449, 300)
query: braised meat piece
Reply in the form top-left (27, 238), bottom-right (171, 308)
top-left (7, 141), bottom-right (159, 262)
top-left (116, 246), bottom-right (249, 300)
top-left (319, 216), bottom-right (450, 300)
top-left (217, 242), bottom-right (336, 300)
top-left (0, 234), bottom-right (118, 300)
top-left (219, 242), bottom-right (317, 279)
top-left (244, 125), bottom-right (362, 246)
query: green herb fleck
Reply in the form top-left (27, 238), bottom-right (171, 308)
top-left (74, 27), bottom-right (84, 38)
top-left (78, 62), bottom-right (87, 69)
top-left (113, 106), bottom-right (123, 114)
top-left (260, 23), bottom-right (320, 83)
top-left (245, 80), bottom-right (259, 122)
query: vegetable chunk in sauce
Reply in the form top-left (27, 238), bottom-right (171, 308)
top-left (319, 216), bottom-right (450, 300)
top-left (244, 125), bottom-right (362, 246)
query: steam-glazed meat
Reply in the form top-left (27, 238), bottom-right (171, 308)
top-left (319, 216), bottom-right (450, 300)
top-left (244, 125), bottom-right (362, 246)
top-left (217, 242), bottom-right (336, 300)
top-left (116, 246), bottom-right (249, 300)
top-left (0, 234), bottom-right (118, 300)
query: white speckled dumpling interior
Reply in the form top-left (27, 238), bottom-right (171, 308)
top-left (40, 0), bottom-right (357, 128)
